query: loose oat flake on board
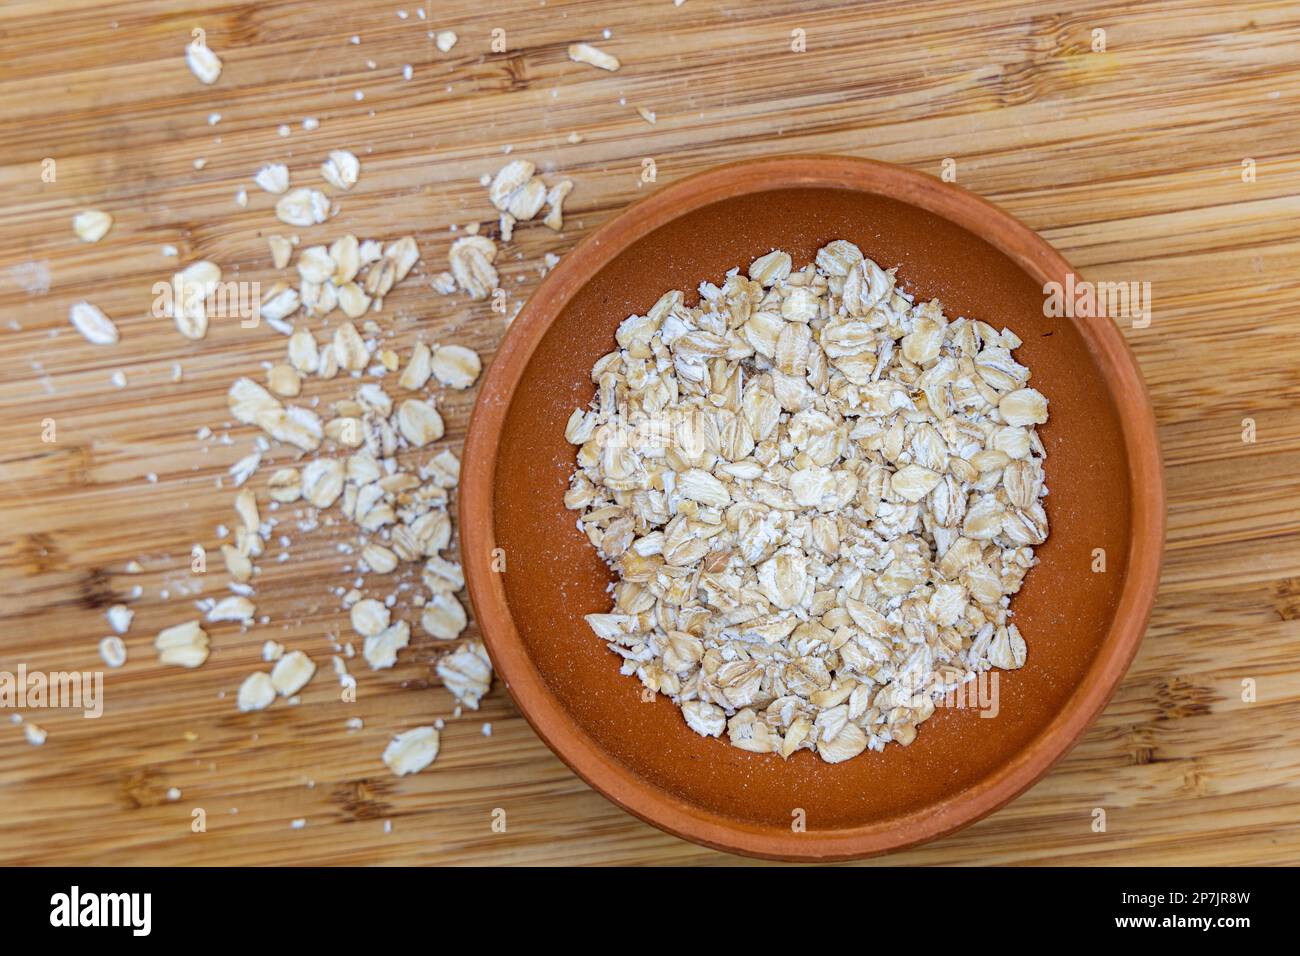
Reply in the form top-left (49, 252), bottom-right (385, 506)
top-left (565, 240), bottom-right (1049, 763)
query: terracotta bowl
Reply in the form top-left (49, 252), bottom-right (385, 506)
top-left (460, 156), bottom-right (1164, 861)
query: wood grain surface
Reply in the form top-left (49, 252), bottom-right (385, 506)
top-left (1, 0), bottom-right (1297, 866)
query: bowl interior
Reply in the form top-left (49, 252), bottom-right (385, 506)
top-left (487, 183), bottom-right (1132, 846)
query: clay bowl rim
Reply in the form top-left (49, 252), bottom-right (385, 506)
top-left (460, 155), bottom-right (1165, 862)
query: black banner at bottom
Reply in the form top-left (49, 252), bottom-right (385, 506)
top-left (0, 865), bottom-right (1274, 940)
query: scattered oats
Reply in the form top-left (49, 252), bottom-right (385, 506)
top-left (297, 244), bottom-right (334, 283)
top-left (268, 234), bottom-right (294, 270)
top-left (385, 236), bottom-right (420, 281)
top-left (429, 344), bottom-right (481, 389)
top-left (396, 398), bottom-right (444, 446)
top-left (169, 259), bottom-right (222, 340)
top-left (325, 416), bottom-right (363, 447)
top-left (237, 672), bottom-right (276, 711)
top-left (430, 271), bottom-right (456, 296)
top-left (301, 458), bottom-right (345, 508)
top-left (636, 106), bottom-right (656, 125)
top-left (507, 179), bottom-right (546, 221)
top-left (420, 592), bottom-right (467, 640)
top-left (290, 818), bottom-right (306, 829)
top-left (330, 234), bottom-right (361, 284)
top-left (207, 595), bottom-right (255, 624)
top-left (363, 620), bottom-right (410, 670)
top-left (403, 64), bottom-right (413, 80)
top-left (234, 187), bottom-right (248, 207)
top-left (221, 544), bottom-right (253, 582)
top-left (566, 241), bottom-right (1050, 760)
top-left (448, 235), bottom-right (498, 300)
top-left (208, 112), bottom-right (222, 125)
top-left (267, 363), bottom-right (302, 397)
top-left (421, 556), bottom-right (462, 595)
top-left (234, 486), bottom-right (259, 531)
top-left (268, 467), bottom-right (302, 503)
top-left (568, 43), bottom-right (620, 71)
top-left (382, 726), bottom-right (439, 775)
top-left (567, 131), bottom-right (584, 144)
top-left (106, 604), bottom-right (134, 634)
top-left (154, 620), bottom-right (210, 668)
top-left (350, 598), bottom-right (390, 637)
top-left (363, 543), bottom-right (399, 574)
top-left (161, 244), bottom-right (179, 257)
top-left (99, 635), bottom-right (127, 668)
top-left (337, 282), bottom-right (371, 319)
top-left (435, 30), bottom-right (458, 52)
top-left (186, 39), bottom-right (223, 85)
top-left (320, 149), bottom-right (360, 191)
top-left (262, 640), bottom-right (285, 662)
top-left (489, 159), bottom-right (535, 211)
top-left (227, 376), bottom-right (280, 425)
top-left (398, 342), bottom-right (433, 390)
top-left (287, 328), bottom-right (319, 373)
top-left (271, 650), bottom-right (316, 696)
top-left (254, 163), bottom-right (290, 195)
top-left (193, 157), bottom-right (208, 170)
top-left (229, 451), bottom-right (261, 486)
top-left (73, 210), bottom-right (113, 243)
top-left (436, 640), bottom-right (492, 710)
top-left (24, 723), bottom-right (47, 746)
top-left (258, 283), bottom-right (299, 325)
top-left (302, 116), bottom-right (320, 131)
top-left (111, 370), bottom-right (128, 389)
top-left (69, 301), bottom-right (119, 345)
top-left (317, 341), bottom-right (340, 378)
top-left (278, 124), bottom-right (292, 137)
top-left (333, 321), bottom-right (370, 371)
top-left (275, 187), bottom-right (331, 227)
top-left (543, 179), bottom-right (573, 231)
top-left (424, 448), bottom-right (461, 487)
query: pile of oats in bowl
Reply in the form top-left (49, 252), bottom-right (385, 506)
top-left (564, 240), bottom-right (1050, 763)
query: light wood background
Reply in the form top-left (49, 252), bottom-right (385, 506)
top-left (1, 0), bottom-right (1297, 866)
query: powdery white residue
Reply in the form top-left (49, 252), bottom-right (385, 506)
top-left (5, 260), bottom-right (51, 295)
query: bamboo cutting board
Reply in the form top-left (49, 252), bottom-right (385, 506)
top-left (2, 0), bottom-right (1298, 866)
